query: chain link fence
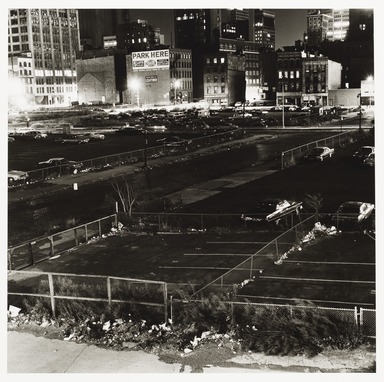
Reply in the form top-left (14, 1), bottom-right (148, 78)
top-left (24, 129), bottom-right (245, 183)
top-left (281, 130), bottom-right (363, 169)
top-left (7, 270), bottom-right (168, 322)
top-left (169, 298), bottom-right (374, 335)
top-left (117, 211), bottom-right (304, 234)
top-left (8, 214), bottom-right (117, 270)
top-left (190, 214), bottom-right (319, 296)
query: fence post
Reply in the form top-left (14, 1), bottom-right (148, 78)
top-left (8, 249), bottom-right (12, 271)
top-left (85, 223), bottom-right (88, 242)
top-left (74, 228), bottom-right (78, 246)
top-left (281, 152), bottom-right (285, 170)
top-left (249, 255), bottom-right (254, 279)
top-left (107, 277), bottom-right (111, 307)
top-left (48, 273), bottom-right (56, 318)
top-left (49, 236), bottom-right (54, 257)
top-left (201, 214), bottom-right (204, 232)
top-left (357, 306), bottom-right (361, 327)
top-left (98, 218), bottom-right (102, 237)
top-left (163, 283), bottom-right (168, 323)
top-left (170, 295), bottom-right (173, 324)
top-left (275, 239), bottom-right (279, 257)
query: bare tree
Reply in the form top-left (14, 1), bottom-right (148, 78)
top-left (111, 176), bottom-right (140, 217)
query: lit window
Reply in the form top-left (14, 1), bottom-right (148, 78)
top-left (220, 57), bottom-right (225, 64)
top-left (213, 58), bottom-right (217, 64)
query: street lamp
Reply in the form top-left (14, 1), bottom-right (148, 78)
top-left (174, 79), bottom-right (180, 105)
top-left (281, 76), bottom-right (285, 129)
top-left (357, 93), bottom-right (362, 134)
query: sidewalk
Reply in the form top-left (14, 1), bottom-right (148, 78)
top-left (6, 330), bottom-right (267, 373)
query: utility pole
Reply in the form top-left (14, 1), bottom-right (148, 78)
top-left (358, 93), bottom-right (362, 134)
top-left (282, 78), bottom-right (285, 129)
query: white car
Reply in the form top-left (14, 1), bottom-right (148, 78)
top-left (304, 146), bottom-right (334, 161)
top-left (353, 146), bottom-right (374, 161)
top-left (84, 132), bottom-right (105, 140)
top-left (8, 170), bottom-right (29, 184)
top-left (363, 153), bottom-right (375, 166)
top-left (333, 201), bottom-right (375, 223)
top-left (241, 199), bottom-right (303, 223)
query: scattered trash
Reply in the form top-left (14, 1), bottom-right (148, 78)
top-left (8, 305), bottom-right (21, 317)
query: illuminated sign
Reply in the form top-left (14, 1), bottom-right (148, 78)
top-left (132, 49), bottom-right (170, 71)
top-left (145, 75), bottom-right (158, 83)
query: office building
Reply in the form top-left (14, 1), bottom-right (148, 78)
top-left (8, 8), bottom-right (80, 106)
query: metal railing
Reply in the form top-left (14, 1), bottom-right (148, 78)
top-left (191, 214), bottom-right (319, 296)
top-left (7, 270), bottom-right (168, 322)
top-left (281, 130), bottom-right (362, 169)
top-left (24, 129), bottom-right (245, 184)
top-left (117, 211), bottom-right (304, 234)
top-left (7, 214), bottom-right (117, 270)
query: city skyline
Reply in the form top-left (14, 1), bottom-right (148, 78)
top-left (129, 8), bottom-right (308, 49)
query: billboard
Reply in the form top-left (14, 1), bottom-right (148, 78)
top-left (132, 49), bottom-right (170, 71)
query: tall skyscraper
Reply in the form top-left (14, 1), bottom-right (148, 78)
top-left (253, 10), bottom-right (275, 49)
top-left (325, 9), bottom-right (350, 42)
top-left (8, 8), bottom-right (80, 106)
top-left (307, 10), bottom-right (331, 46)
top-left (78, 9), bottom-right (130, 50)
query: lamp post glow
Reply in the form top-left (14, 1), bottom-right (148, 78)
top-left (130, 78), bottom-right (140, 108)
top-left (174, 79), bottom-right (180, 105)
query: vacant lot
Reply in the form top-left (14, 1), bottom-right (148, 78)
top-left (25, 228), bottom-right (375, 309)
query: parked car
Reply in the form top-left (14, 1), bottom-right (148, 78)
top-left (304, 146), bottom-right (334, 161)
top-left (363, 152), bottom-right (375, 166)
top-left (8, 136), bottom-right (15, 143)
top-left (8, 170), bottom-right (29, 184)
top-left (9, 129), bottom-right (47, 140)
top-left (332, 201), bottom-right (375, 223)
top-left (156, 135), bottom-right (191, 147)
top-left (37, 157), bottom-right (83, 170)
top-left (353, 146), bottom-right (375, 161)
top-left (84, 132), bottom-right (105, 140)
top-left (114, 126), bottom-right (145, 135)
top-left (241, 199), bottom-right (303, 223)
top-left (56, 135), bottom-right (90, 144)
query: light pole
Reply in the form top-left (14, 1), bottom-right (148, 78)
top-left (282, 77), bottom-right (285, 129)
top-left (357, 93), bottom-right (362, 134)
top-left (174, 79), bottom-right (180, 105)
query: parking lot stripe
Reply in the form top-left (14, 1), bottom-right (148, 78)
top-left (183, 253), bottom-right (258, 256)
top-left (159, 266), bottom-right (263, 271)
top-left (283, 260), bottom-right (374, 266)
top-left (207, 241), bottom-right (294, 245)
top-left (260, 276), bottom-right (375, 284)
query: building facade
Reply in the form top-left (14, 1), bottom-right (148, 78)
top-left (203, 52), bottom-right (245, 107)
top-left (116, 19), bottom-right (161, 52)
top-left (307, 10), bottom-right (331, 46)
top-left (253, 9), bottom-right (275, 49)
top-left (124, 48), bottom-right (193, 107)
top-left (277, 50), bottom-right (341, 107)
top-left (8, 8), bottom-right (80, 106)
top-left (76, 54), bottom-right (119, 105)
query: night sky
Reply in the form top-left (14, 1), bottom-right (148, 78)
top-left (129, 8), bottom-right (308, 49)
